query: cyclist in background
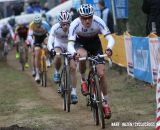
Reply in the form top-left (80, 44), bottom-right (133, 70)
top-left (27, 14), bottom-right (50, 82)
top-left (48, 11), bottom-right (78, 104)
top-left (67, 4), bottom-right (115, 119)
top-left (0, 22), bottom-right (14, 41)
top-left (14, 20), bottom-right (29, 68)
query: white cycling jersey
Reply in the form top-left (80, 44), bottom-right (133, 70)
top-left (47, 23), bottom-right (68, 51)
top-left (68, 15), bottom-right (115, 55)
top-left (0, 23), bottom-right (14, 39)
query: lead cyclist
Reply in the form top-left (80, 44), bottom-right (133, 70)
top-left (67, 4), bottom-right (115, 119)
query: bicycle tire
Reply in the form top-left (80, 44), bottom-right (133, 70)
top-left (19, 47), bottom-right (25, 71)
top-left (65, 65), bottom-right (71, 112)
top-left (88, 71), bottom-right (99, 126)
top-left (41, 56), bottom-right (47, 87)
top-left (94, 75), bottom-right (105, 129)
top-left (61, 69), bottom-right (67, 111)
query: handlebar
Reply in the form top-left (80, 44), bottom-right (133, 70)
top-left (55, 52), bottom-right (71, 56)
top-left (79, 54), bottom-right (112, 67)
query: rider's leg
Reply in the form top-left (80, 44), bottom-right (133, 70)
top-left (24, 41), bottom-right (29, 68)
top-left (34, 46), bottom-right (41, 81)
top-left (44, 38), bottom-right (51, 67)
top-left (77, 48), bottom-right (89, 96)
top-left (15, 36), bottom-right (20, 59)
top-left (70, 59), bottom-right (78, 104)
top-left (97, 64), bottom-right (111, 119)
top-left (31, 47), bottom-right (36, 76)
top-left (53, 47), bottom-right (62, 82)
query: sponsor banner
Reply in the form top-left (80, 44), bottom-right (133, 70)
top-left (114, 0), bottom-right (128, 19)
top-left (156, 65), bottom-right (160, 130)
top-left (124, 34), bottom-right (134, 76)
top-left (132, 37), bottom-right (152, 83)
top-left (100, 34), bottom-right (127, 67)
top-left (149, 38), bottom-right (160, 84)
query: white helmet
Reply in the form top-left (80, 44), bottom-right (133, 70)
top-left (79, 4), bottom-right (94, 17)
top-left (58, 10), bottom-right (71, 23)
top-left (34, 14), bottom-right (42, 24)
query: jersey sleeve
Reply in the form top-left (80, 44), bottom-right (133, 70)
top-left (47, 25), bottom-right (56, 51)
top-left (68, 19), bottom-right (79, 41)
top-left (95, 16), bottom-right (111, 36)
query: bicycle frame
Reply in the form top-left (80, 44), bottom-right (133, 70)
top-left (57, 52), bottom-right (71, 112)
top-left (79, 54), bottom-right (110, 129)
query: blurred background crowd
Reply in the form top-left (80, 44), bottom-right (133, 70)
top-left (0, 0), bottom-right (68, 19)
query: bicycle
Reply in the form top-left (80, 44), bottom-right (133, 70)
top-left (19, 39), bottom-right (26, 71)
top-left (57, 51), bottom-right (71, 112)
top-left (79, 54), bottom-right (112, 129)
top-left (0, 37), bottom-right (9, 61)
top-left (39, 44), bottom-right (48, 87)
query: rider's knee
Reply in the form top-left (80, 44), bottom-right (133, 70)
top-left (97, 69), bottom-right (105, 77)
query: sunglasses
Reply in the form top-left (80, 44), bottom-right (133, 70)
top-left (61, 23), bottom-right (70, 27)
top-left (81, 16), bottom-right (93, 20)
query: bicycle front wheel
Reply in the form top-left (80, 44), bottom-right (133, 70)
top-left (94, 75), bottom-right (105, 129)
top-left (64, 65), bottom-right (71, 112)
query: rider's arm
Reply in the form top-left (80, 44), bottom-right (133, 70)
top-left (68, 40), bottom-right (76, 55)
top-left (47, 25), bottom-right (55, 51)
top-left (97, 16), bottom-right (115, 50)
top-left (67, 20), bottom-right (78, 55)
top-left (105, 34), bottom-right (115, 50)
top-left (7, 23), bottom-right (14, 39)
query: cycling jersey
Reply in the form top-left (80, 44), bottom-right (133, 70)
top-left (0, 23), bottom-right (14, 39)
top-left (28, 21), bottom-right (50, 47)
top-left (68, 15), bottom-right (115, 55)
top-left (68, 15), bottom-right (110, 41)
top-left (29, 21), bottom-right (50, 36)
top-left (47, 23), bottom-right (68, 51)
top-left (15, 25), bottom-right (28, 40)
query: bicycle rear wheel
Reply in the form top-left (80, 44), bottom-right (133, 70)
top-left (41, 56), bottom-right (47, 87)
top-left (19, 47), bottom-right (25, 71)
top-left (94, 75), bottom-right (105, 129)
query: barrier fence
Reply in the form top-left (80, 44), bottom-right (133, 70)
top-left (100, 32), bottom-right (160, 85)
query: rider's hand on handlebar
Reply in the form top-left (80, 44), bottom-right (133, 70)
top-left (50, 49), bottom-right (56, 57)
top-left (105, 48), bottom-right (112, 57)
top-left (73, 52), bottom-right (80, 61)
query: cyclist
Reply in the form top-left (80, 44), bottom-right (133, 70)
top-left (0, 22), bottom-right (14, 54)
top-left (27, 14), bottom-right (50, 82)
top-left (0, 22), bottom-right (14, 42)
top-left (67, 4), bottom-right (115, 119)
top-left (48, 11), bottom-right (78, 104)
top-left (14, 20), bottom-right (29, 67)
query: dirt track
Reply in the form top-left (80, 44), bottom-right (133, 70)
top-left (2, 48), bottom-right (155, 130)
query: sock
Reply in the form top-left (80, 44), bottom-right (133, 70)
top-left (36, 68), bottom-right (39, 74)
top-left (71, 87), bottom-right (77, 95)
top-left (55, 69), bottom-right (59, 74)
top-left (103, 95), bottom-right (108, 103)
top-left (81, 73), bottom-right (86, 81)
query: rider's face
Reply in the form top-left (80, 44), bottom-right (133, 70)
top-left (80, 16), bottom-right (93, 28)
top-left (61, 22), bottom-right (70, 32)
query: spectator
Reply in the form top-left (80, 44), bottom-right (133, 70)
top-left (42, 2), bottom-right (49, 12)
top-left (142, 0), bottom-right (160, 36)
top-left (26, 1), bottom-right (42, 14)
top-left (12, 2), bottom-right (24, 16)
top-left (98, 0), bottom-right (114, 33)
top-left (70, 7), bottom-right (78, 21)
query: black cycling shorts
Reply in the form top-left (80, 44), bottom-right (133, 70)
top-left (34, 34), bottom-right (47, 47)
top-left (74, 36), bottom-right (105, 64)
